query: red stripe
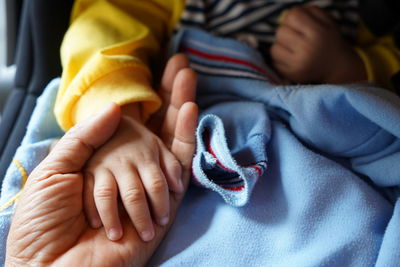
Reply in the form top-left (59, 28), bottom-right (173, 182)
top-left (222, 185), bottom-right (245, 191)
top-left (206, 138), bottom-right (245, 192)
top-left (181, 45), bottom-right (277, 83)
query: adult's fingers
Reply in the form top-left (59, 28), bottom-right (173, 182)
top-left (166, 68), bottom-right (197, 110)
top-left (170, 102), bottom-right (198, 189)
top-left (5, 103), bottom-right (120, 266)
top-left (37, 103), bottom-right (121, 175)
top-left (147, 54), bottom-right (190, 133)
top-left (161, 68), bottom-right (197, 148)
top-left (159, 54), bottom-right (191, 105)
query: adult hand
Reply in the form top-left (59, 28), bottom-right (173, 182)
top-left (5, 54), bottom-right (198, 266)
top-left (271, 6), bottom-right (366, 84)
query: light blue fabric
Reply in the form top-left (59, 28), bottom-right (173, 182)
top-left (149, 29), bottom-right (400, 266)
top-left (0, 78), bottom-right (63, 265)
top-left (151, 121), bottom-right (393, 266)
top-left (185, 27), bottom-right (400, 207)
top-left (192, 102), bottom-right (270, 206)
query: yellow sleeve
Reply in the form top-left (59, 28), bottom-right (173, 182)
top-left (355, 22), bottom-right (400, 91)
top-left (55, 0), bottom-right (184, 131)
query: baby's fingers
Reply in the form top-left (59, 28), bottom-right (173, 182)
top-left (137, 162), bottom-right (170, 227)
top-left (116, 166), bottom-right (155, 242)
top-left (93, 169), bottom-right (123, 241)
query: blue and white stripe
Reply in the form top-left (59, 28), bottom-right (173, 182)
top-left (178, 0), bottom-right (359, 50)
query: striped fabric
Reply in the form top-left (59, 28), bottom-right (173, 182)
top-left (178, 0), bottom-right (359, 53)
top-left (176, 29), bottom-right (273, 206)
top-left (179, 35), bottom-right (282, 83)
top-left (199, 128), bottom-right (268, 193)
top-left (192, 113), bottom-right (269, 206)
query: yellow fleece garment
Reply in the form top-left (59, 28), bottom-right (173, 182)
top-left (355, 22), bottom-right (400, 91)
top-left (55, 0), bottom-right (184, 131)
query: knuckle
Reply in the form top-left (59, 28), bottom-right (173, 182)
top-left (113, 157), bottom-right (132, 168)
top-left (142, 162), bottom-right (162, 178)
top-left (136, 149), bottom-right (159, 167)
top-left (148, 178), bottom-right (167, 195)
top-left (123, 188), bottom-right (144, 206)
top-left (63, 136), bottom-right (93, 156)
top-left (94, 186), bottom-right (116, 201)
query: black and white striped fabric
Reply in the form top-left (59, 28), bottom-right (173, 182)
top-left (178, 0), bottom-right (359, 53)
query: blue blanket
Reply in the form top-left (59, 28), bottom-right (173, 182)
top-left (0, 78), bottom-right (64, 264)
top-left (1, 29), bottom-right (400, 266)
top-left (152, 29), bottom-right (400, 266)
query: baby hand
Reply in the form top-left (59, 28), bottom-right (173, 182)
top-left (83, 114), bottom-right (184, 242)
top-left (271, 6), bottom-right (366, 84)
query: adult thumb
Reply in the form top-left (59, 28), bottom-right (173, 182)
top-left (38, 103), bottom-right (121, 174)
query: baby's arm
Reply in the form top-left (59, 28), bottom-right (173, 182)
top-left (55, 0), bottom-right (185, 130)
top-left (54, 1), bottom-right (187, 243)
top-left (271, 6), bottom-right (367, 84)
top-left (83, 102), bottom-right (184, 242)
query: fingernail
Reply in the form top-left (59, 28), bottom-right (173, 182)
top-left (160, 215), bottom-right (169, 226)
top-left (140, 230), bottom-right (154, 242)
top-left (108, 228), bottom-right (122, 241)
